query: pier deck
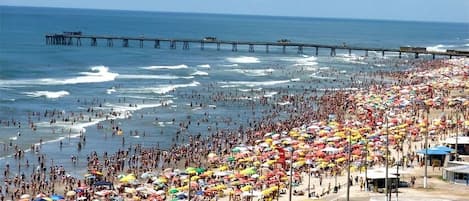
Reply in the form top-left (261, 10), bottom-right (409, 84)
top-left (45, 33), bottom-right (469, 58)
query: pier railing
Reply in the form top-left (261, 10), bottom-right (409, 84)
top-left (45, 33), bottom-right (469, 59)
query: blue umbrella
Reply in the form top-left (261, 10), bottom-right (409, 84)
top-left (50, 195), bottom-right (65, 201)
top-left (433, 145), bottom-right (454, 153)
top-left (417, 148), bottom-right (450, 155)
top-left (177, 193), bottom-right (188, 199)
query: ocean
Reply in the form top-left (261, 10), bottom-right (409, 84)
top-left (0, 6), bottom-right (468, 177)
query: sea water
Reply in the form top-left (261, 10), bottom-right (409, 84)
top-left (0, 6), bottom-right (468, 177)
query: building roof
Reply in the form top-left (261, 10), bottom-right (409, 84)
top-left (445, 165), bottom-right (469, 174)
top-left (444, 136), bottom-right (469, 145)
top-left (417, 148), bottom-right (451, 155)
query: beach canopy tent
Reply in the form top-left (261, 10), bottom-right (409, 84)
top-left (444, 165), bottom-right (469, 184)
top-left (417, 146), bottom-right (453, 167)
top-left (361, 169), bottom-right (399, 191)
top-left (417, 147), bottom-right (453, 155)
top-left (444, 136), bottom-right (469, 155)
top-left (433, 145), bottom-right (455, 153)
top-left (444, 136), bottom-right (469, 144)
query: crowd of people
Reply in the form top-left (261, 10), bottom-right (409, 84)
top-left (0, 58), bottom-right (467, 201)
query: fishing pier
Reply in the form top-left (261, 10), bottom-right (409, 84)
top-left (45, 33), bottom-right (469, 59)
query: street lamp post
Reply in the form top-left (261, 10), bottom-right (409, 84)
top-left (385, 114), bottom-right (390, 201)
top-left (346, 130), bottom-right (351, 201)
top-left (289, 148), bottom-right (294, 201)
top-left (308, 164), bottom-right (311, 197)
top-left (455, 109), bottom-right (460, 161)
top-left (364, 138), bottom-right (369, 191)
top-left (424, 106), bottom-right (429, 189)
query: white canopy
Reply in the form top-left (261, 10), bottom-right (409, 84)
top-left (444, 136), bottom-right (469, 145)
top-left (445, 165), bottom-right (469, 174)
top-left (322, 147), bottom-right (340, 153)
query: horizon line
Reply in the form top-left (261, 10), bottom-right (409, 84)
top-left (2, 4), bottom-right (468, 24)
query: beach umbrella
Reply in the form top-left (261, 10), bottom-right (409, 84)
top-left (241, 185), bottom-right (253, 192)
top-left (168, 188), bottom-right (179, 194)
top-left (20, 194), bottom-right (31, 199)
top-left (195, 167), bottom-right (206, 174)
top-left (91, 170), bottom-right (103, 176)
top-left (207, 153), bottom-right (217, 158)
top-left (191, 175), bottom-right (200, 181)
top-left (66, 190), bottom-right (76, 197)
top-left (141, 172), bottom-right (156, 179)
top-left (119, 174), bottom-right (136, 183)
top-left (36, 193), bottom-right (47, 198)
top-left (50, 195), bottom-right (65, 201)
top-left (34, 198), bottom-right (53, 201)
top-left (155, 190), bottom-right (165, 195)
top-left (232, 147), bottom-right (241, 153)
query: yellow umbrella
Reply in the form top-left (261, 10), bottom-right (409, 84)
top-left (208, 153), bottom-right (217, 158)
top-left (241, 185), bottom-right (253, 192)
top-left (119, 174), bottom-right (136, 183)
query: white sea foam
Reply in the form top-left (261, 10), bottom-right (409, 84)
top-left (0, 65), bottom-right (118, 87)
top-left (24, 90), bottom-right (70, 99)
top-left (191, 70), bottom-right (209, 76)
top-left (426, 44), bottom-right (454, 52)
top-left (228, 68), bottom-right (275, 76)
top-left (107, 87), bottom-right (117, 94)
top-left (293, 56), bottom-right (318, 67)
top-left (340, 55), bottom-right (367, 65)
top-left (238, 88), bottom-right (262, 92)
top-left (197, 64), bottom-right (211, 68)
top-left (310, 72), bottom-right (333, 80)
top-left (221, 64), bottom-right (239, 67)
top-left (118, 74), bottom-right (194, 79)
top-left (263, 91), bottom-right (278, 97)
top-left (226, 56), bottom-right (260, 64)
top-left (219, 80), bottom-right (290, 88)
top-left (120, 81), bottom-right (200, 94)
top-left (141, 64), bottom-right (188, 70)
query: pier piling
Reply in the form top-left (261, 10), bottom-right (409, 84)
top-left (107, 39), bottom-right (113, 47)
top-left (249, 44), bottom-right (254, 53)
top-left (183, 41), bottom-right (189, 50)
top-left (155, 40), bottom-right (160, 48)
top-left (170, 40), bottom-right (176, 49)
top-left (232, 43), bottom-right (237, 52)
top-left (297, 45), bottom-right (303, 54)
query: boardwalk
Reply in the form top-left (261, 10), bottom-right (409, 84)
top-left (45, 33), bottom-right (469, 59)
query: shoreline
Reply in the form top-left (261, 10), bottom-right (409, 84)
top-left (1, 58), bottom-right (468, 201)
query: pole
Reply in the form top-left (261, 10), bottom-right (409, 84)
top-left (455, 109), bottom-right (459, 161)
top-left (396, 139), bottom-right (400, 201)
top-left (277, 176), bottom-right (280, 201)
top-left (308, 166), bottom-right (311, 197)
top-left (385, 114), bottom-right (389, 201)
top-left (364, 139), bottom-right (368, 191)
top-left (289, 148), bottom-right (293, 201)
top-left (424, 107), bottom-right (429, 188)
top-left (346, 130), bottom-right (351, 201)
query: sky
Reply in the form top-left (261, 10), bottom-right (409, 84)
top-left (1, 0), bottom-right (469, 23)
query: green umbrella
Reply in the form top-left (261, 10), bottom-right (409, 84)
top-left (227, 156), bottom-right (235, 162)
top-left (232, 147), bottom-right (241, 153)
top-left (169, 188), bottom-right (179, 194)
top-left (195, 167), bottom-right (206, 174)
